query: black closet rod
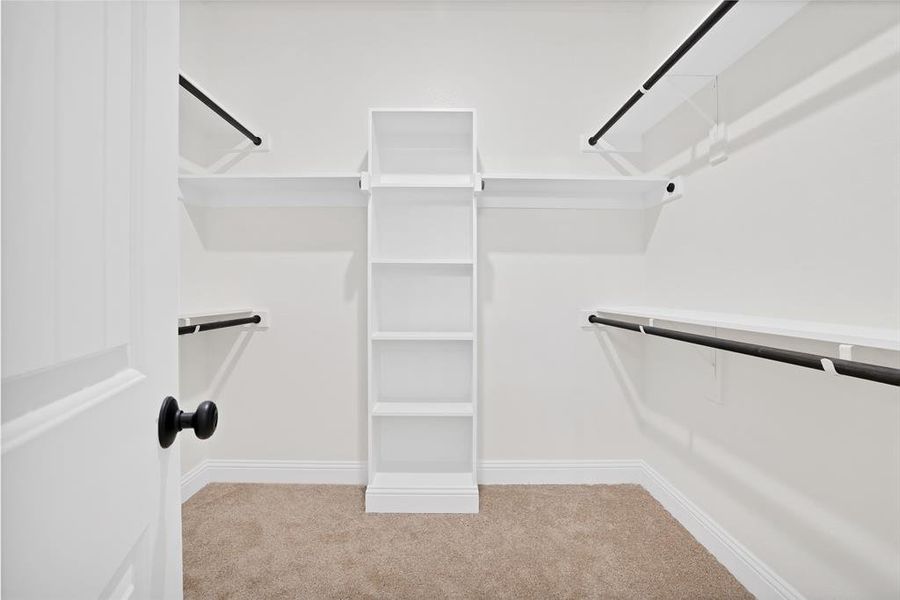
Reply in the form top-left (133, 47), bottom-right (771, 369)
top-left (179, 74), bottom-right (262, 146)
top-left (179, 315), bottom-right (262, 336)
top-left (588, 315), bottom-right (900, 388)
top-left (587, 0), bottom-right (739, 146)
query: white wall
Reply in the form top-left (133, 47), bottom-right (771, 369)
top-left (178, 0), bottom-right (660, 475)
top-left (178, 1), bottom-right (900, 598)
top-left (633, 2), bottom-right (900, 597)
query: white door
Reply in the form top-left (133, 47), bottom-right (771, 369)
top-left (2, 1), bottom-right (182, 598)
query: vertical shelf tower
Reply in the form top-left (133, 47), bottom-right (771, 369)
top-left (365, 109), bottom-right (479, 513)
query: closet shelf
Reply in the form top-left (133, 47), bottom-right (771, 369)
top-left (373, 402), bottom-right (474, 417)
top-left (585, 1), bottom-right (808, 151)
top-left (179, 173), bottom-right (680, 209)
top-left (479, 173), bottom-right (677, 209)
top-left (178, 307), bottom-right (253, 326)
top-left (371, 258), bottom-right (473, 266)
top-left (590, 306), bottom-right (900, 352)
top-left (372, 332), bottom-right (474, 341)
top-left (371, 175), bottom-right (474, 188)
top-left (179, 174), bottom-right (366, 207)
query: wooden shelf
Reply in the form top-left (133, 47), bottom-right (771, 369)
top-left (373, 402), bottom-right (474, 417)
top-left (179, 174), bottom-right (365, 207)
top-left (592, 306), bottom-right (900, 352)
top-left (587, 1), bottom-right (808, 151)
top-left (480, 173), bottom-right (674, 209)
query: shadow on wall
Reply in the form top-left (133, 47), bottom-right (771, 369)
top-left (182, 204), bottom-right (366, 304)
top-left (179, 327), bottom-right (257, 411)
top-left (477, 207), bottom-right (647, 304)
top-left (638, 2), bottom-right (900, 175)
top-left (596, 325), bottom-right (900, 596)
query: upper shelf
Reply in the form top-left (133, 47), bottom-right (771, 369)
top-left (179, 307), bottom-right (252, 325)
top-left (589, 1), bottom-right (808, 151)
top-left (591, 306), bottom-right (900, 352)
top-left (370, 109), bottom-right (475, 180)
top-left (180, 173), bottom-right (678, 210)
top-left (179, 174), bottom-right (366, 207)
top-left (480, 174), bottom-right (676, 209)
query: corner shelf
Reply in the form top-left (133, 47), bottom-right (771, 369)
top-left (178, 174), bottom-right (366, 207)
top-left (479, 173), bottom-right (676, 209)
top-left (590, 306), bottom-right (900, 352)
top-left (585, 1), bottom-right (808, 151)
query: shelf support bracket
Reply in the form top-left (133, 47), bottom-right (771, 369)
top-left (662, 74), bottom-right (728, 166)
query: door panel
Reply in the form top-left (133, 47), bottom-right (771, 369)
top-left (2, 1), bottom-right (181, 598)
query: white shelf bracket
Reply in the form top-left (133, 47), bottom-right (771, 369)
top-left (664, 75), bottom-right (728, 166)
top-left (839, 344), bottom-right (854, 361)
top-left (663, 75), bottom-right (718, 127)
top-left (652, 175), bottom-right (684, 207)
top-left (360, 171), bottom-right (371, 192)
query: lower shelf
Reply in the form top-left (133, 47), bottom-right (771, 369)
top-left (373, 402), bottom-right (473, 417)
top-left (365, 471), bottom-right (478, 513)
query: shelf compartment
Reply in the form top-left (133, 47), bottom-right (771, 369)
top-left (370, 110), bottom-right (475, 180)
top-left (372, 416), bottom-right (473, 474)
top-left (373, 402), bottom-right (474, 417)
top-left (372, 263), bottom-right (472, 333)
top-left (371, 187), bottom-right (473, 260)
top-left (373, 339), bottom-right (472, 404)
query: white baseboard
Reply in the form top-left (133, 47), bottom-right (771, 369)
top-left (637, 461), bottom-right (804, 600)
top-left (207, 459), bottom-right (366, 486)
top-left (181, 461), bottom-right (210, 503)
top-left (478, 459), bottom-right (645, 484)
top-left (181, 458), bottom-right (801, 600)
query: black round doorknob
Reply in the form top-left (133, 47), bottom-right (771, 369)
top-left (158, 396), bottom-right (218, 449)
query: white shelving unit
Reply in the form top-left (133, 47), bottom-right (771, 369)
top-left (366, 109), bottom-right (479, 513)
top-left (589, 306), bottom-right (900, 352)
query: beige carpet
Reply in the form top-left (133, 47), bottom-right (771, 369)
top-left (183, 483), bottom-right (752, 599)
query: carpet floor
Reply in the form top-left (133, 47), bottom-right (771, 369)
top-left (183, 483), bottom-right (753, 599)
